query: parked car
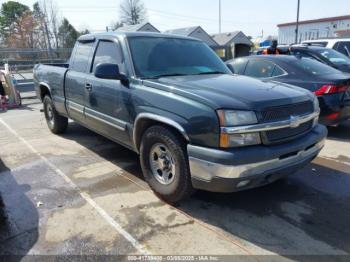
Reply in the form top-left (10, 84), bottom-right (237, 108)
top-left (34, 32), bottom-right (326, 202)
top-left (287, 45), bottom-right (350, 73)
top-left (227, 55), bottom-right (350, 126)
top-left (302, 38), bottom-right (350, 57)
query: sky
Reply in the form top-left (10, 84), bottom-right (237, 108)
top-left (2, 0), bottom-right (350, 37)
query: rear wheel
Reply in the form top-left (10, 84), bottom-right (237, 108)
top-left (43, 96), bottom-right (68, 134)
top-left (140, 125), bottom-right (194, 203)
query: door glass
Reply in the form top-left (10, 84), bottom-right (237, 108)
top-left (92, 41), bottom-right (124, 73)
top-left (245, 60), bottom-right (275, 78)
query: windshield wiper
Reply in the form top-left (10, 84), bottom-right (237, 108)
top-left (192, 71), bottom-right (227, 75)
top-left (147, 73), bottom-right (188, 79)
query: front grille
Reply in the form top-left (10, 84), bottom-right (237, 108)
top-left (262, 120), bottom-right (313, 144)
top-left (260, 101), bottom-right (314, 145)
top-left (261, 101), bottom-right (314, 122)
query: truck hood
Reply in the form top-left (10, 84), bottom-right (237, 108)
top-left (143, 74), bottom-right (313, 111)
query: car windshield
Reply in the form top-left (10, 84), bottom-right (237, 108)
top-left (128, 36), bottom-right (231, 79)
top-left (314, 48), bottom-right (350, 65)
top-left (294, 57), bottom-right (341, 75)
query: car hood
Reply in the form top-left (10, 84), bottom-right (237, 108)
top-left (143, 74), bottom-right (313, 110)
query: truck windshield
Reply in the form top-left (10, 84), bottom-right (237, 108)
top-left (128, 36), bottom-right (231, 79)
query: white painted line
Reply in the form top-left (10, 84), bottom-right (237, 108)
top-left (0, 118), bottom-right (150, 255)
top-left (319, 156), bottom-right (350, 166)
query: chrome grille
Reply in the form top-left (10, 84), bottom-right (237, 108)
top-left (261, 101), bottom-right (314, 122)
top-left (261, 101), bottom-right (314, 144)
top-left (262, 121), bottom-right (313, 144)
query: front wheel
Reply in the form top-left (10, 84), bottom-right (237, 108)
top-left (140, 125), bottom-right (194, 203)
top-left (43, 96), bottom-right (68, 134)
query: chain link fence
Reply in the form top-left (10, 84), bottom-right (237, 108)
top-left (0, 48), bottom-right (73, 74)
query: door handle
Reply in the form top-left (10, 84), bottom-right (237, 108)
top-left (85, 83), bottom-right (92, 91)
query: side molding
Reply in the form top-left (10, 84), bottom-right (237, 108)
top-left (133, 113), bottom-right (190, 151)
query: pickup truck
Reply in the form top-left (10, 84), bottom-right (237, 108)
top-left (34, 32), bottom-right (327, 203)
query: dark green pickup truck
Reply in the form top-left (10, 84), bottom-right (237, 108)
top-left (33, 32), bottom-right (327, 203)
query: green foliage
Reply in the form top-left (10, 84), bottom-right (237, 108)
top-left (58, 18), bottom-right (79, 48)
top-left (0, 1), bottom-right (30, 38)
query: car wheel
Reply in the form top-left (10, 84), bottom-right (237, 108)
top-left (140, 125), bottom-right (194, 203)
top-left (43, 95), bottom-right (68, 134)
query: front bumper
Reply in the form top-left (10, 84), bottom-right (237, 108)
top-left (188, 124), bottom-right (327, 193)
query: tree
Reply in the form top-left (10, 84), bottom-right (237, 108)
top-left (0, 1), bottom-right (30, 39)
top-left (120, 0), bottom-right (146, 25)
top-left (58, 18), bottom-right (78, 48)
top-left (6, 10), bottom-right (37, 48)
top-left (111, 21), bottom-right (123, 31)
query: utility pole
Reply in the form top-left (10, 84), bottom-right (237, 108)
top-left (219, 0), bottom-right (222, 33)
top-left (295, 0), bottom-right (301, 44)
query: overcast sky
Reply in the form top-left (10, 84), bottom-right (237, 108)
top-left (3, 0), bottom-right (350, 37)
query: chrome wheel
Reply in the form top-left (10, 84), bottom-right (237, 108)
top-left (46, 104), bottom-right (54, 126)
top-left (149, 143), bottom-right (176, 185)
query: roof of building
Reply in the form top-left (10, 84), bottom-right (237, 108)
top-left (116, 22), bottom-right (160, 32)
top-left (278, 15), bottom-right (350, 27)
top-left (164, 26), bottom-right (200, 36)
top-left (211, 31), bottom-right (252, 46)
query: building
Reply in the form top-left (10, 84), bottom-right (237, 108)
top-left (278, 15), bottom-right (350, 44)
top-left (116, 22), bottom-right (160, 33)
top-left (211, 31), bottom-right (253, 61)
top-left (164, 26), bottom-right (218, 47)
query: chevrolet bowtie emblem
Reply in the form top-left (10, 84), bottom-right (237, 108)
top-left (290, 115), bottom-right (302, 128)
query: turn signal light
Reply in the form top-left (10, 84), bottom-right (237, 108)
top-left (314, 84), bottom-right (349, 96)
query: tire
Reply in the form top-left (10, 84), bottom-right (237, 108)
top-left (140, 125), bottom-right (194, 203)
top-left (43, 95), bottom-right (68, 134)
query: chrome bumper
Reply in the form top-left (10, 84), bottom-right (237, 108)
top-left (189, 140), bottom-right (325, 181)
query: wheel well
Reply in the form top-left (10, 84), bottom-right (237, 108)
top-left (40, 85), bottom-right (51, 101)
top-left (134, 118), bottom-right (189, 152)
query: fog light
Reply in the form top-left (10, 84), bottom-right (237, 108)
top-left (237, 180), bottom-right (251, 188)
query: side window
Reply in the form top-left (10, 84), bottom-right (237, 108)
top-left (92, 41), bottom-right (124, 73)
top-left (245, 60), bottom-right (275, 78)
top-left (70, 42), bottom-right (94, 73)
top-left (231, 59), bottom-right (247, 74)
top-left (271, 65), bottom-right (286, 77)
top-left (335, 42), bottom-right (350, 57)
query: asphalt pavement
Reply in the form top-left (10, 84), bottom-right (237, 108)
top-left (0, 93), bottom-right (349, 261)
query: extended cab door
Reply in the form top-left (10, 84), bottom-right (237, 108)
top-left (84, 40), bottom-right (132, 146)
top-left (65, 40), bottom-right (95, 122)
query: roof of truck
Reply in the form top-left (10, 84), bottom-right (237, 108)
top-left (78, 31), bottom-right (201, 42)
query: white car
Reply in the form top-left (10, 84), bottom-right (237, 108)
top-left (302, 38), bottom-right (350, 57)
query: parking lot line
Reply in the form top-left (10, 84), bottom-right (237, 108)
top-left (0, 118), bottom-right (151, 256)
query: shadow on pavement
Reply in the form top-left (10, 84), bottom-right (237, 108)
top-left (0, 158), bottom-right (39, 260)
top-left (62, 122), bottom-right (350, 256)
top-left (327, 120), bottom-right (350, 142)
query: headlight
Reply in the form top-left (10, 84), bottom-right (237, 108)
top-left (217, 110), bottom-right (260, 148)
top-left (220, 132), bottom-right (261, 148)
top-left (313, 97), bottom-right (320, 112)
top-left (217, 110), bottom-right (258, 126)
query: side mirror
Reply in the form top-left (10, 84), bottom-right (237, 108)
top-left (226, 63), bottom-right (235, 74)
top-left (95, 63), bottom-right (128, 83)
